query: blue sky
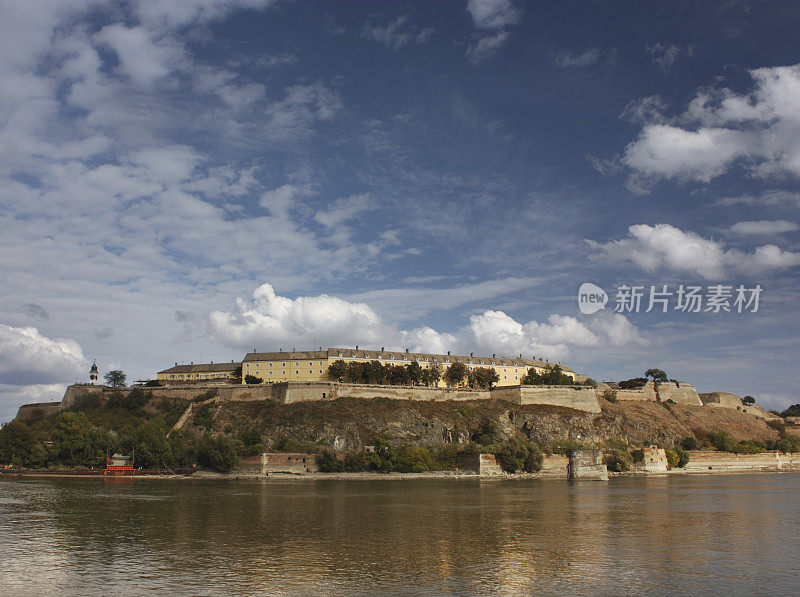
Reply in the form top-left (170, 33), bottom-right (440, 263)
top-left (1, 0), bottom-right (799, 420)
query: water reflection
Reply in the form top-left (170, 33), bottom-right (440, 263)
top-left (1, 474), bottom-right (798, 595)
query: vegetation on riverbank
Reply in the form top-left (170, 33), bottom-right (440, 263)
top-left (2, 387), bottom-right (799, 475)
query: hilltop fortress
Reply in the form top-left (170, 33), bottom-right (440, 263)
top-left (15, 347), bottom-right (777, 424)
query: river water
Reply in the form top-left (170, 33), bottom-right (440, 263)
top-left (1, 474), bottom-right (798, 595)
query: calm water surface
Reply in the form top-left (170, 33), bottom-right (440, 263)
top-left (1, 474), bottom-right (798, 595)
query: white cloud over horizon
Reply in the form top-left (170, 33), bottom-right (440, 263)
top-left (587, 223), bottom-right (800, 279)
top-left (0, 324), bottom-right (85, 387)
top-left (209, 283), bottom-right (646, 362)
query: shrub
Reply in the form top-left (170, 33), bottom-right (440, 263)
top-left (776, 435), bottom-right (800, 454)
top-left (603, 448), bottom-right (632, 472)
top-left (244, 375), bottom-right (263, 385)
top-left (197, 434), bottom-right (241, 472)
top-left (676, 448), bottom-right (690, 468)
top-left (470, 419), bottom-right (500, 446)
top-left (496, 438), bottom-right (542, 473)
top-left (618, 378), bottom-right (647, 390)
top-left (664, 449), bottom-right (679, 469)
top-left (679, 436), bottom-right (699, 451)
top-left (601, 389), bottom-right (618, 403)
top-left (193, 404), bottom-right (216, 430)
top-left (631, 449), bottom-right (644, 463)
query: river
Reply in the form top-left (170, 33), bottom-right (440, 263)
top-left (1, 474), bottom-right (798, 595)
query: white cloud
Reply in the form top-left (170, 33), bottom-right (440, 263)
top-left (465, 0), bottom-right (519, 63)
top-left (209, 283), bottom-right (389, 349)
top-left (588, 223), bottom-right (800, 279)
top-left (716, 190), bottom-right (800, 208)
top-left (466, 31), bottom-right (510, 63)
top-left (645, 42), bottom-right (681, 70)
top-left (0, 324), bottom-right (85, 386)
top-left (555, 49), bottom-right (600, 68)
top-left (95, 24), bottom-right (184, 87)
top-left (466, 0), bottom-right (520, 29)
top-left (210, 283), bottom-right (645, 362)
top-left (729, 220), bottom-right (799, 235)
top-left (314, 193), bottom-right (375, 228)
top-left (361, 15), bottom-right (434, 50)
top-left (622, 64), bottom-right (800, 185)
top-left (624, 124), bottom-right (751, 183)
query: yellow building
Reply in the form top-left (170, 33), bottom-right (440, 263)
top-left (241, 348), bottom-right (573, 387)
top-left (157, 361), bottom-right (240, 382)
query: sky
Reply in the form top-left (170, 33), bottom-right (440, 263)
top-left (1, 0), bottom-right (799, 421)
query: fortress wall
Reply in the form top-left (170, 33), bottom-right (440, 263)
top-left (657, 382), bottom-right (702, 406)
top-left (61, 384), bottom-right (105, 409)
top-left (15, 402), bottom-right (61, 422)
top-left (615, 382), bottom-right (657, 402)
top-left (516, 386), bottom-right (601, 414)
top-left (699, 392), bottom-right (742, 407)
top-left (539, 454), bottom-right (569, 477)
top-left (683, 450), bottom-right (800, 472)
top-left (336, 384), bottom-right (490, 402)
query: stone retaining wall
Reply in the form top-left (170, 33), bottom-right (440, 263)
top-left (682, 450), bottom-right (800, 472)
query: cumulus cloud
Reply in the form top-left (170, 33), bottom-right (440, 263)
top-left (587, 223), bottom-right (800, 279)
top-left (465, 0), bottom-right (520, 63)
top-left (0, 324), bottom-right (85, 386)
top-left (622, 64), bottom-right (800, 186)
top-left (210, 283), bottom-right (645, 362)
top-left (0, 383), bottom-right (66, 423)
top-left (729, 220), bottom-right (799, 235)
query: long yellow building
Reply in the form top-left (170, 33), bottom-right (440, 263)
top-left (241, 348), bottom-right (573, 387)
top-left (157, 361), bottom-right (240, 382)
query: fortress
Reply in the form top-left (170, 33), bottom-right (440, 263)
top-left (157, 347), bottom-right (575, 387)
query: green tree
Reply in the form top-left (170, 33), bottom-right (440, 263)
top-left (742, 395), bottom-right (755, 405)
top-left (132, 418), bottom-right (174, 469)
top-left (50, 411), bottom-right (96, 466)
top-left (327, 359), bottom-right (348, 381)
top-left (644, 368), bottom-right (668, 383)
top-left (104, 370), bottom-right (127, 388)
top-left (423, 363), bottom-right (442, 387)
top-left (406, 361), bottom-right (423, 385)
top-left (0, 421), bottom-right (46, 467)
top-left (470, 367), bottom-right (499, 389)
top-left (244, 374), bottom-right (262, 385)
top-left (444, 362), bottom-right (468, 387)
top-left (521, 365), bottom-right (573, 386)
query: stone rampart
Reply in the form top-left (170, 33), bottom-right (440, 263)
top-left (638, 446), bottom-right (668, 472)
top-left (514, 386), bottom-right (601, 413)
top-left (698, 392), bottom-right (771, 419)
top-left (682, 450), bottom-right (800, 473)
top-left (568, 450), bottom-right (608, 480)
top-left (539, 454), bottom-right (569, 478)
top-left (15, 402), bottom-right (61, 422)
top-left (457, 453), bottom-right (503, 475)
top-left (657, 382), bottom-right (702, 405)
top-left (613, 381), bottom-right (701, 405)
